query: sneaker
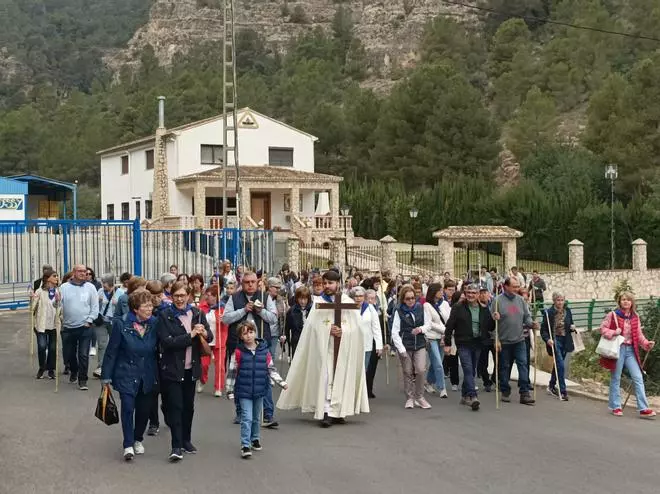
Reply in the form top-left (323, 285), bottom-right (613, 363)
top-left (640, 409), bottom-right (657, 420)
top-left (520, 392), bottom-right (536, 406)
top-left (451, 384), bottom-right (459, 392)
top-left (484, 384), bottom-right (492, 393)
top-left (251, 440), bottom-right (262, 451)
top-left (93, 368), bottom-right (102, 379)
top-left (241, 446), bottom-right (252, 458)
top-left (460, 396), bottom-right (472, 406)
top-left (471, 397), bottom-right (481, 411)
top-left (547, 385), bottom-right (559, 397)
top-left (320, 413), bottom-right (333, 428)
top-left (414, 398), bottom-right (432, 409)
top-left (439, 388), bottom-right (448, 398)
top-left (560, 393), bottom-right (569, 402)
top-left (36, 369), bottom-right (45, 379)
top-left (183, 442), bottom-right (197, 454)
top-left (424, 383), bottom-right (437, 395)
top-left (501, 392), bottom-right (511, 403)
top-left (263, 419), bottom-right (279, 429)
top-left (47, 370), bottom-right (55, 379)
top-left (147, 425), bottom-right (159, 436)
top-left (69, 374), bottom-right (77, 384)
top-left (89, 346), bottom-right (97, 357)
top-left (78, 382), bottom-right (89, 391)
top-left (404, 399), bottom-right (414, 409)
top-left (214, 390), bottom-right (223, 397)
top-left (133, 441), bottom-right (145, 455)
top-left (196, 382), bottom-right (204, 393)
top-left (611, 408), bottom-right (623, 417)
top-left (123, 447), bottom-right (135, 461)
top-left (169, 448), bottom-right (184, 462)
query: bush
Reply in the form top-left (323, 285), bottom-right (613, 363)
top-left (290, 5), bottom-right (309, 24)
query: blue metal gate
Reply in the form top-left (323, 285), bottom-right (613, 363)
top-left (0, 220), bottom-right (274, 309)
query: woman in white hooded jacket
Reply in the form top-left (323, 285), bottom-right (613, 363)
top-left (423, 283), bottom-right (451, 398)
top-left (351, 286), bottom-right (383, 369)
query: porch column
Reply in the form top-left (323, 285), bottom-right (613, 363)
top-left (287, 236), bottom-right (300, 274)
top-left (329, 184), bottom-right (340, 230)
top-left (503, 239), bottom-right (517, 274)
top-left (194, 182), bottom-right (206, 229)
top-left (438, 239), bottom-right (454, 276)
top-left (239, 186), bottom-right (251, 228)
top-left (290, 185), bottom-right (300, 217)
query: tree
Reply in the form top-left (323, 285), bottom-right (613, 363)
top-left (506, 86), bottom-right (557, 161)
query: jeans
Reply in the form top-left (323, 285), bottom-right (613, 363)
top-left (61, 326), bottom-right (92, 382)
top-left (499, 341), bottom-right (531, 394)
top-left (35, 329), bottom-right (56, 371)
top-left (478, 345), bottom-right (496, 386)
top-left (548, 337), bottom-right (568, 394)
top-left (270, 337), bottom-right (280, 361)
top-left (239, 397), bottom-right (263, 448)
top-left (94, 324), bottom-right (110, 370)
top-left (457, 345), bottom-right (481, 398)
top-left (364, 351), bottom-right (371, 371)
top-left (443, 354), bottom-right (459, 385)
top-left (399, 349), bottom-right (427, 400)
top-left (609, 344), bottom-right (650, 411)
top-left (163, 369), bottom-right (196, 449)
top-left (426, 340), bottom-right (446, 390)
top-left (119, 383), bottom-right (152, 448)
top-left (365, 341), bottom-right (379, 396)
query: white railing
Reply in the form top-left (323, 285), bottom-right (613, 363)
top-left (309, 215), bottom-right (352, 230)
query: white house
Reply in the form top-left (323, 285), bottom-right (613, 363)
top-left (98, 107), bottom-right (352, 241)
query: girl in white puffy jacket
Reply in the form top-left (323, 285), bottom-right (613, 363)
top-left (423, 283), bottom-right (451, 397)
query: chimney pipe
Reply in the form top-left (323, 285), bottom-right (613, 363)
top-left (158, 96), bottom-right (166, 128)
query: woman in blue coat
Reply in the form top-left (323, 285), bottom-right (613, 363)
top-left (101, 290), bottom-right (159, 461)
top-left (540, 292), bottom-right (575, 401)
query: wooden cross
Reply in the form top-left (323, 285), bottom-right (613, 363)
top-left (316, 295), bottom-right (360, 376)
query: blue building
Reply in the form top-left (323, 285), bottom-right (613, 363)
top-left (0, 174), bottom-right (78, 220)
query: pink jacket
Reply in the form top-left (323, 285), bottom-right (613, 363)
top-left (598, 311), bottom-right (649, 371)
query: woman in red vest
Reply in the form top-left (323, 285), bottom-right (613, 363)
top-left (599, 291), bottom-right (656, 419)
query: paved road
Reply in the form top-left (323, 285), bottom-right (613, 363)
top-left (1, 310), bottom-right (659, 494)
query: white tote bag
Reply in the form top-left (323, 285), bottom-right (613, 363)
top-left (571, 329), bottom-right (586, 354)
top-left (595, 312), bottom-right (624, 359)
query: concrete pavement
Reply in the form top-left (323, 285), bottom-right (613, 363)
top-left (0, 310), bottom-right (658, 494)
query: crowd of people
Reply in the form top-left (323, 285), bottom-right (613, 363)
top-left (29, 260), bottom-right (656, 461)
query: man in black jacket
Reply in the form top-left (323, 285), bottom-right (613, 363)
top-left (444, 284), bottom-right (495, 411)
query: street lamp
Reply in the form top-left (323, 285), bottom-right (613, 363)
top-left (605, 164), bottom-right (618, 270)
top-left (340, 204), bottom-right (350, 275)
top-left (409, 207), bottom-right (418, 265)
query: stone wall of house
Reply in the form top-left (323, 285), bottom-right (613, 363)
top-left (540, 239), bottom-right (659, 301)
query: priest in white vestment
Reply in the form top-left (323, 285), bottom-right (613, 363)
top-left (277, 270), bottom-right (369, 426)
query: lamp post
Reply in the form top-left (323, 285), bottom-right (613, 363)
top-left (409, 207), bottom-right (418, 265)
top-left (340, 204), bottom-right (350, 275)
top-left (605, 164), bottom-right (618, 270)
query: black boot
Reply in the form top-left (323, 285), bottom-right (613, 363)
top-left (320, 413), bottom-right (332, 428)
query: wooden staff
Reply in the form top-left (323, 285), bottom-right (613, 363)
top-left (379, 283), bottom-right (390, 386)
top-left (495, 296), bottom-right (500, 410)
top-left (622, 323), bottom-right (660, 410)
top-left (544, 310), bottom-right (561, 401)
top-left (29, 288), bottom-right (35, 367)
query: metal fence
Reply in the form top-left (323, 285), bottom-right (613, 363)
top-left (0, 220), bottom-right (274, 309)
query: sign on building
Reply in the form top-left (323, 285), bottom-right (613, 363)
top-left (0, 194), bottom-right (25, 221)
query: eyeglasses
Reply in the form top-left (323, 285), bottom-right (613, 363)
top-left (404, 296), bottom-right (416, 301)
top-left (172, 293), bottom-right (188, 299)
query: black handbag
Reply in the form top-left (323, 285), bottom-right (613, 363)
top-left (94, 290), bottom-right (114, 326)
top-left (95, 385), bottom-right (119, 426)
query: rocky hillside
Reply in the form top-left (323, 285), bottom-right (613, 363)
top-left (108, 0), bottom-right (474, 78)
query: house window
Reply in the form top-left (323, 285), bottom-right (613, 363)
top-left (135, 200), bottom-right (141, 220)
top-left (145, 149), bottom-right (154, 170)
top-left (106, 204), bottom-right (114, 220)
top-left (145, 200), bottom-right (153, 219)
top-left (269, 147), bottom-right (294, 166)
top-left (205, 197), bottom-right (237, 216)
top-left (121, 202), bottom-right (129, 220)
top-left (201, 144), bottom-right (223, 165)
top-left (121, 155), bottom-right (129, 175)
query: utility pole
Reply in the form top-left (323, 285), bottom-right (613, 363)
top-left (605, 164), bottom-right (618, 270)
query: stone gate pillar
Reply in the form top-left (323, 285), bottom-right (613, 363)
top-left (568, 239), bottom-right (584, 274)
top-left (380, 235), bottom-right (397, 275)
top-left (632, 239), bottom-right (648, 272)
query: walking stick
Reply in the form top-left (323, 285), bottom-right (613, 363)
top-left (379, 284), bottom-right (390, 386)
top-left (622, 323), bottom-right (660, 410)
top-left (29, 289), bottom-right (35, 366)
top-left (545, 310), bottom-right (561, 401)
top-left (531, 290), bottom-right (538, 401)
top-left (495, 296), bottom-right (500, 410)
